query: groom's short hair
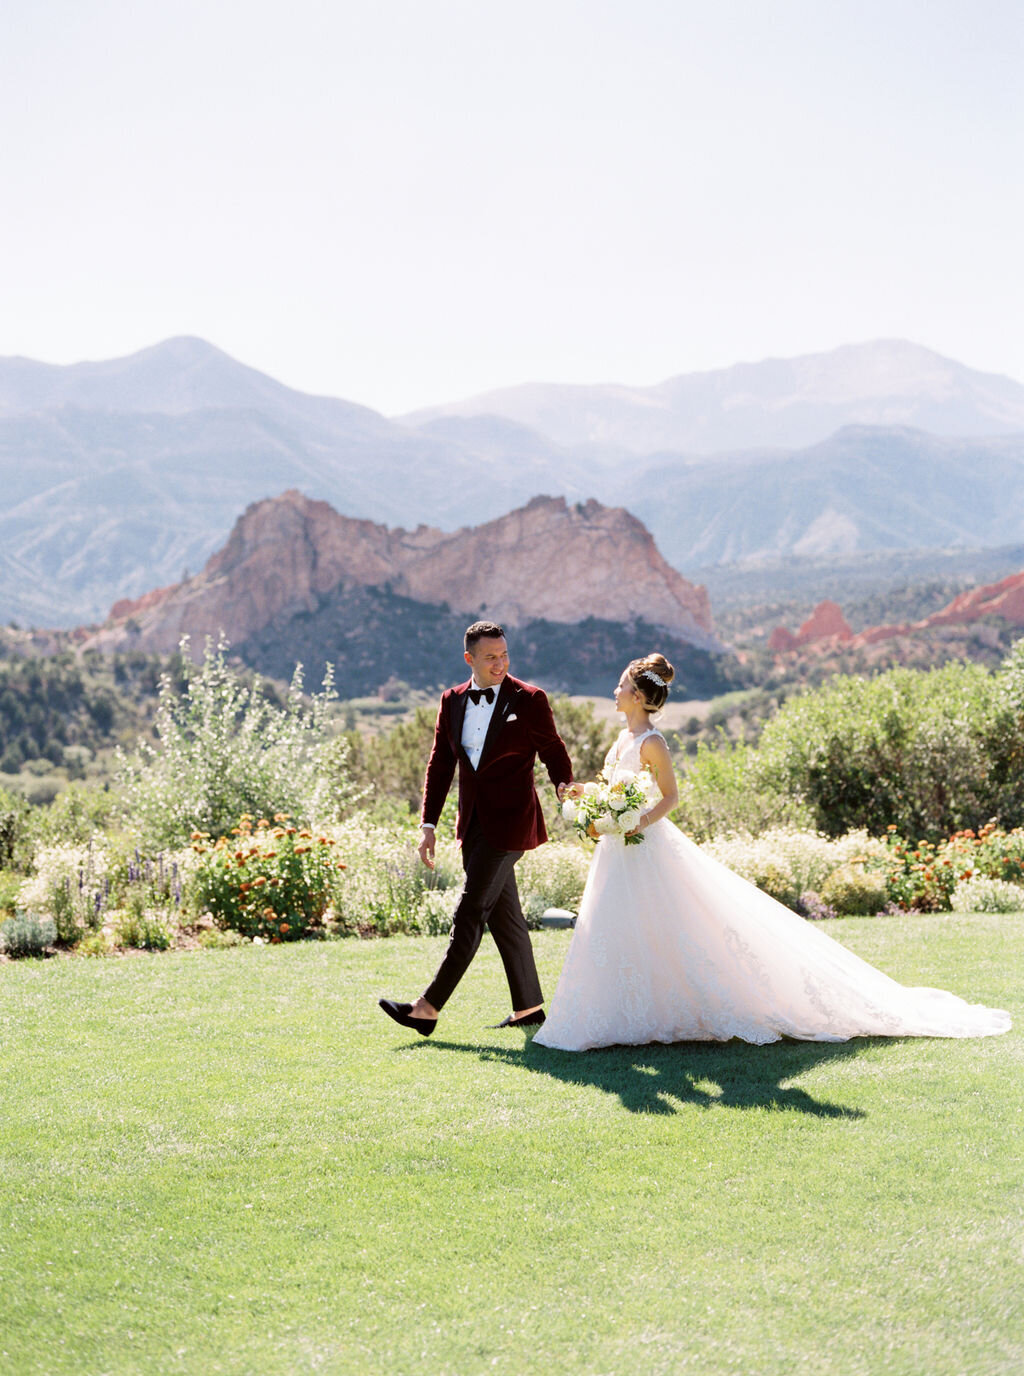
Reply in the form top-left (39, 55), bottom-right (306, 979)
top-left (465, 620), bottom-right (505, 651)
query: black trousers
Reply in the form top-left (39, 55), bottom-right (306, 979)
top-left (424, 812), bottom-right (543, 1013)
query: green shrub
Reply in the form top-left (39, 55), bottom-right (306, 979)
top-left (0, 912), bottom-right (56, 957)
top-left (757, 654), bottom-right (1024, 840)
top-left (0, 869), bottom-right (23, 916)
top-left (820, 864), bottom-right (889, 916)
top-left (327, 817), bottom-right (462, 937)
top-left (950, 876), bottom-right (1024, 914)
top-left (191, 816), bottom-right (345, 941)
top-left (674, 738), bottom-right (814, 842)
top-left (117, 635), bottom-right (345, 847)
top-left (516, 842), bottom-right (590, 916)
top-left (112, 897), bottom-right (173, 951)
top-left (76, 930), bottom-right (112, 957)
top-left (702, 828), bottom-right (886, 912)
top-left (197, 927), bottom-right (248, 949)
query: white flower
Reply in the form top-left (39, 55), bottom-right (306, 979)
top-left (561, 799), bottom-right (578, 824)
top-left (617, 809), bottom-right (641, 833)
top-left (252, 935), bottom-right (265, 945)
top-left (615, 768), bottom-right (636, 786)
top-left (593, 814), bottom-right (618, 835)
top-left (583, 782), bottom-right (600, 798)
top-left (608, 793), bottom-right (629, 812)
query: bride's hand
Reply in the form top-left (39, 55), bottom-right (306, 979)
top-left (562, 782), bottom-right (585, 801)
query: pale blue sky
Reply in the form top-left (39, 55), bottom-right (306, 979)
top-left (1, 0), bottom-right (1020, 413)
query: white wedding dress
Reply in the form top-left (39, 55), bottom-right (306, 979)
top-left (534, 729), bottom-right (1012, 1052)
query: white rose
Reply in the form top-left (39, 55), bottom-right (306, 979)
top-left (583, 782), bottom-right (600, 798)
top-left (617, 809), bottom-right (641, 833)
top-left (593, 814), bottom-right (618, 835)
top-left (561, 799), bottom-right (578, 824)
top-left (608, 793), bottom-right (629, 812)
top-left (616, 769), bottom-right (636, 786)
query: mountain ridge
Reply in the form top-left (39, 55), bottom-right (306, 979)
top-left (401, 340), bottom-right (1024, 453)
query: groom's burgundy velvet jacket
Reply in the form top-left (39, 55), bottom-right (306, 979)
top-left (421, 674), bottom-right (573, 852)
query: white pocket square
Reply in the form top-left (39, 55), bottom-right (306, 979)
top-left (506, 713), bottom-right (518, 722)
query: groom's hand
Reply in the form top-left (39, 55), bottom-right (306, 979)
top-left (418, 827), bottom-right (436, 870)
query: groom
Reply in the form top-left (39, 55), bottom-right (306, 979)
top-left (379, 621), bottom-right (573, 1035)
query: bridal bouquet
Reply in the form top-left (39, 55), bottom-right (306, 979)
top-left (561, 769), bottom-right (655, 846)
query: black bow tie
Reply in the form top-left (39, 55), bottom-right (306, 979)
top-left (468, 686), bottom-right (495, 705)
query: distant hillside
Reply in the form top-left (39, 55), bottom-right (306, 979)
top-left (4, 336), bottom-right (1024, 628)
top-left (627, 427), bottom-right (1024, 568)
top-left (402, 340), bottom-right (1024, 453)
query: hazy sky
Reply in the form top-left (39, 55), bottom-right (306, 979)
top-left (2, 0), bottom-right (1021, 414)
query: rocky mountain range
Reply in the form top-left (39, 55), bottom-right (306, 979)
top-left (2, 336), bottom-right (1024, 628)
top-left (79, 491), bottom-right (726, 698)
top-left (404, 339), bottom-right (1024, 453)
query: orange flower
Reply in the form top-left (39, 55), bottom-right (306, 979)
top-left (285, 827), bottom-right (297, 836)
top-left (279, 922), bottom-right (290, 934)
top-left (336, 863), bottom-right (348, 871)
top-left (299, 830), bottom-right (312, 839)
top-left (274, 812), bottom-right (290, 822)
top-left (253, 876), bottom-right (268, 887)
top-left (270, 935), bottom-right (281, 944)
top-left (294, 845), bottom-right (310, 855)
top-left (239, 882), bottom-right (252, 893)
top-left (256, 819), bottom-right (270, 829)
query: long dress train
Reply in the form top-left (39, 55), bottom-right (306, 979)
top-left (534, 729), bottom-right (1012, 1052)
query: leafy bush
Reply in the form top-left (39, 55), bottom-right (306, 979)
top-left (673, 738), bottom-right (814, 841)
top-left (196, 926), bottom-right (248, 949)
top-left (28, 783), bottom-right (122, 849)
top-left (757, 656), bottom-right (1024, 840)
top-left (117, 636), bottom-right (348, 847)
top-left (0, 912), bottom-right (56, 957)
top-left (950, 877), bottom-right (1024, 914)
top-left (880, 834), bottom-right (957, 912)
top-left (820, 864), bottom-right (889, 917)
top-left (18, 842), bottom-right (110, 941)
top-left (191, 815), bottom-right (346, 941)
top-left (77, 930), bottom-right (112, 957)
top-left (112, 897), bottom-right (173, 950)
top-left (325, 818), bottom-right (462, 937)
top-left (0, 869), bottom-right (23, 916)
top-left (702, 828), bottom-right (885, 911)
top-left (516, 842), bottom-right (591, 918)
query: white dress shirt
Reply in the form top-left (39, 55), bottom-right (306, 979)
top-left (461, 679), bottom-right (499, 770)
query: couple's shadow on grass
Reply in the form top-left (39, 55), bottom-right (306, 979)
top-left (415, 1035), bottom-right (897, 1118)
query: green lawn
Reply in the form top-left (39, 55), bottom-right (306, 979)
top-left (1, 913), bottom-right (1021, 1376)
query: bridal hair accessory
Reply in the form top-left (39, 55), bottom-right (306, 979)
top-left (641, 670), bottom-right (666, 687)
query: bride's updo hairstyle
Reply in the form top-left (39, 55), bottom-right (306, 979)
top-left (627, 653), bottom-right (675, 713)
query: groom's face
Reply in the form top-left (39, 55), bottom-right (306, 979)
top-left (465, 636), bottom-right (509, 688)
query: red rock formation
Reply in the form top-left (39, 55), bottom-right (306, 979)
top-left (83, 491), bottom-right (719, 658)
top-left (770, 572), bottom-right (1024, 657)
top-left (770, 599), bottom-right (852, 652)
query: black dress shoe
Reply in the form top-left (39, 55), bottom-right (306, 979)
top-left (490, 1009), bottom-right (546, 1028)
top-left (379, 999), bottom-right (437, 1036)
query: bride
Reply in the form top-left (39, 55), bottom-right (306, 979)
top-left (534, 654), bottom-right (1011, 1052)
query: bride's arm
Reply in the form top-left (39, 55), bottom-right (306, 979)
top-left (633, 734), bottom-right (679, 833)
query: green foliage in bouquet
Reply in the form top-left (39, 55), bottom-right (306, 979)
top-left (191, 815), bottom-right (346, 941)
